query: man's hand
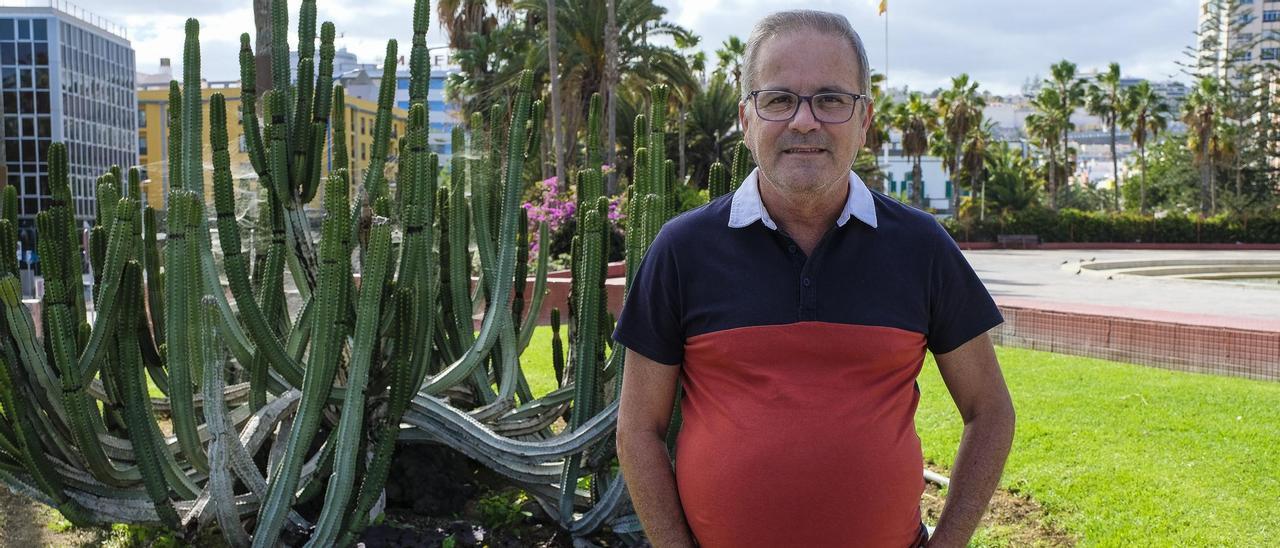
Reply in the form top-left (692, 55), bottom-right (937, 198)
top-left (928, 332), bottom-right (1016, 547)
top-left (616, 349), bottom-right (697, 548)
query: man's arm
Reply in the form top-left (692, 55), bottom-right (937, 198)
top-left (927, 332), bottom-right (1016, 548)
top-left (616, 349), bottom-right (696, 548)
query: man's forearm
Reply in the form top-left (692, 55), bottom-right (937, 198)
top-left (928, 407), bottom-right (1015, 547)
top-left (618, 434), bottom-right (696, 548)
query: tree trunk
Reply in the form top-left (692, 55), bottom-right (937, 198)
top-left (912, 158), bottom-right (923, 208)
top-left (1139, 145), bottom-right (1147, 214)
top-left (253, 0), bottom-right (272, 94)
top-left (1110, 122), bottom-right (1120, 211)
top-left (547, 0), bottom-right (566, 190)
top-left (678, 106), bottom-right (687, 184)
top-left (1199, 139), bottom-right (1211, 216)
top-left (603, 0), bottom-right (619, 194)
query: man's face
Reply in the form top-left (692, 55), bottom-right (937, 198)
top-left (739, 31), bottom-right (872, 197)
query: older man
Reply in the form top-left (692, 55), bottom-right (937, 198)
top-left (613, 9), bottom-right (1014, 548)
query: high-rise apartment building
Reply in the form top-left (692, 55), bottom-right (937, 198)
top-left (1198, 0), bottom-right (1280, 79)
top-left (0, 2), bottom-right (136, 251)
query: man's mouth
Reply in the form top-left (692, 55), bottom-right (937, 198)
top-left (783, 147), bottom-right (825, 155)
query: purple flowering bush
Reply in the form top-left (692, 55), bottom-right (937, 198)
top-left (522, 175), bottom-right (626, 269)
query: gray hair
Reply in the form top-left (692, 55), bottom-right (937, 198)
top-left (740, 10), bottom-right (871, 101)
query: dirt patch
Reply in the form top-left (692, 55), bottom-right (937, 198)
top-left (921, 464), bottom-right (1075, 546)
top-left (0, 486), bottom-right (112, 547)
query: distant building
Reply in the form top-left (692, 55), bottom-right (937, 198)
top-left (320, 47), bottom-right (461, 162)
top-left (0, 4), bottom-right (136, 251)
top-left (1197, 0), bottom-right (1280, 81)
top-left (136, 81), bottom-right (406, 211)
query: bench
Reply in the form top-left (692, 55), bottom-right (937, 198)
top-left (997, 234), bottom-right (1040, 249)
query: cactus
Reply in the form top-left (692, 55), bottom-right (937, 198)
top-left (731, 139), bottom-right (753, 190)
top-left (0, 1), bottom-right (679, 545)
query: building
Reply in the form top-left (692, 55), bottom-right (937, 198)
top-left (1198, 0), bottom-right (1280, 80)
top-left (1, 3), bottom-right (136, 253)
top-left (136, 82), bottom-right (407, 211)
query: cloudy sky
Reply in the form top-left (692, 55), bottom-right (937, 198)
top-left (71, 0), bottom-right (1199, 96)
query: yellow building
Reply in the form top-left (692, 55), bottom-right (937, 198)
top-left (136, 84), bottom-right (407, 212)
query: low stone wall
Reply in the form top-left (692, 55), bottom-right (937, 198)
top-left (991, 297), bottom-right (1279, 381)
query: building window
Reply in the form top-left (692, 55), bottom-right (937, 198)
top-left (360, 117), bottom-right (366, 135)
top-left (361, 142), bottom-right (366, 161)
top-left (138, 136), bottom-right (147, 155)
top-left (137, 108), bottom-right (146, 128)
top-left (1265, 10), bottom-right (1280, 22)
top-left (397, 78), bottom-right (410, 90)
top-left (238, 134), bottom-right (247, 153)
top-left (1264, 47), bottom-right (1280, 59)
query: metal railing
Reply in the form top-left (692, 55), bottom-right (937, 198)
top-left (0, 0), bottom-right (128, 40)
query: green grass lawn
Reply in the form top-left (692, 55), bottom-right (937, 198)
top-left (916, 347), bottom-right (1280, 546)
top-left (521, 326), bottom-right (1280, 545)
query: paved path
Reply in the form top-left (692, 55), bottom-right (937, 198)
top-left (963, 249), bottom-right (1280, 331)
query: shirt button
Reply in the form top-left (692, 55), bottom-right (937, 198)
top-left (788, 244), bottom-right (797, 253)
top-left (802, 277), bottom-right (811, 287)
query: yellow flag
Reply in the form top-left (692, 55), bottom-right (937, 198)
top-left (878, 0), bottom-right (887, 15)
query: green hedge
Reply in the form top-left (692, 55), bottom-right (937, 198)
top-left (943, 208), bottom-right (1280, 244)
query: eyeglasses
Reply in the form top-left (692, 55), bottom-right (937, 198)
top-left (748, 90), bottom-right (867, 124)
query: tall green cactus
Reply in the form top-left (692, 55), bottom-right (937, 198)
top-left (0, 0), bottom-right (651, 544)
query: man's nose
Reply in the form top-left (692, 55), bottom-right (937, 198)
top-left (789, 98), bottom-right (821, 132)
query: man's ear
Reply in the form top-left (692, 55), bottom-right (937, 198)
top-left (739, 99), bottom-right (751, 135)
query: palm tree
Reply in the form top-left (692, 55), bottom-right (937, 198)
top-left (960, 118), bottom-right (996, 220)
top-left (716, 35), bottom-right (746, 132)
top-left (894, 93), bottom-right (936, 208)
top-left (683, 72), bottom-right (741, 184)
top-left (1120, 80), bottom-right (1171, 213)
top-left (936, 74), bottom-right (985, 215)
top-left (860, 92), bottom-right (894, 193)
top-left (436, 0), bottom-right (512, 49)
top-left (509, 0), bottom-right (698, 171)
top-left (1046, 60), bottom-right (1084, 195)
top-left (984, 142), bottom-right (1043, 216)
top-left (1183, 76), bottom-right (1224, 215)
top-left (716, 35), bottom-right (746, 92)
top-left (1026, 86), bottom-right (1069, 208)
top-left (1085, 62), bottom-right (1125, 211)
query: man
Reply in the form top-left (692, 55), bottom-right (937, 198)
top-left (613, 9), bottom-right (1015, 548)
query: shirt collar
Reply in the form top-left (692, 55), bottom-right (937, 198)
top-left (727, 167), bottom-right (879, 230)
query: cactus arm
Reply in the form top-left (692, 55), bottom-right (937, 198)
top-left (517, 221), bottom-right (550, 353)
top-left (362, 40), bottom-right (399, 201)
top-left (338, 286), bottom-right (415, 544)
top-left (270, 0), bottom-right (291, 112)
top-left (421, 71), bottom-right (533, 395)
top-left (239, 34), bottom-right (268, 175)
top-left (251, 172), bottom-right (352, 547)
top-left (141, 207), bottom-right (165, 346)
top-left (0, 278), bottom-right (93, 525)
top-left (731, 140), bottom-right (752, 191)
top-left (289, 56), bottom-right (313, 196)
top-left (196, 298), bottom-right (252, 546)
top-left (210, 94), bottom-right (306, 389)
top-left (306, 221), bottom-right (392, 547)
top-left (163, 192), bottom-right (209, 473)
top-left (113, 264), bottom-right (181, 529)
top-left (708, 161), bottom-right (728, 198)
top-left (75, 196), bottom-right (135, 388)
top-left (38, 210), bottom-right (140, 486)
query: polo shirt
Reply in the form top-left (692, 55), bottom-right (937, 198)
top-left (613, 168), bottom-right (1004, 547)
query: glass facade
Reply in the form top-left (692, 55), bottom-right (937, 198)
top-left (0, 11), bottom-right (136, 246)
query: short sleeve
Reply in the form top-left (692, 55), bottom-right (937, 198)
top-left (925, 221), bottom-right (1003, 354)
top-left (612, 226), bottom-right (685, 365)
